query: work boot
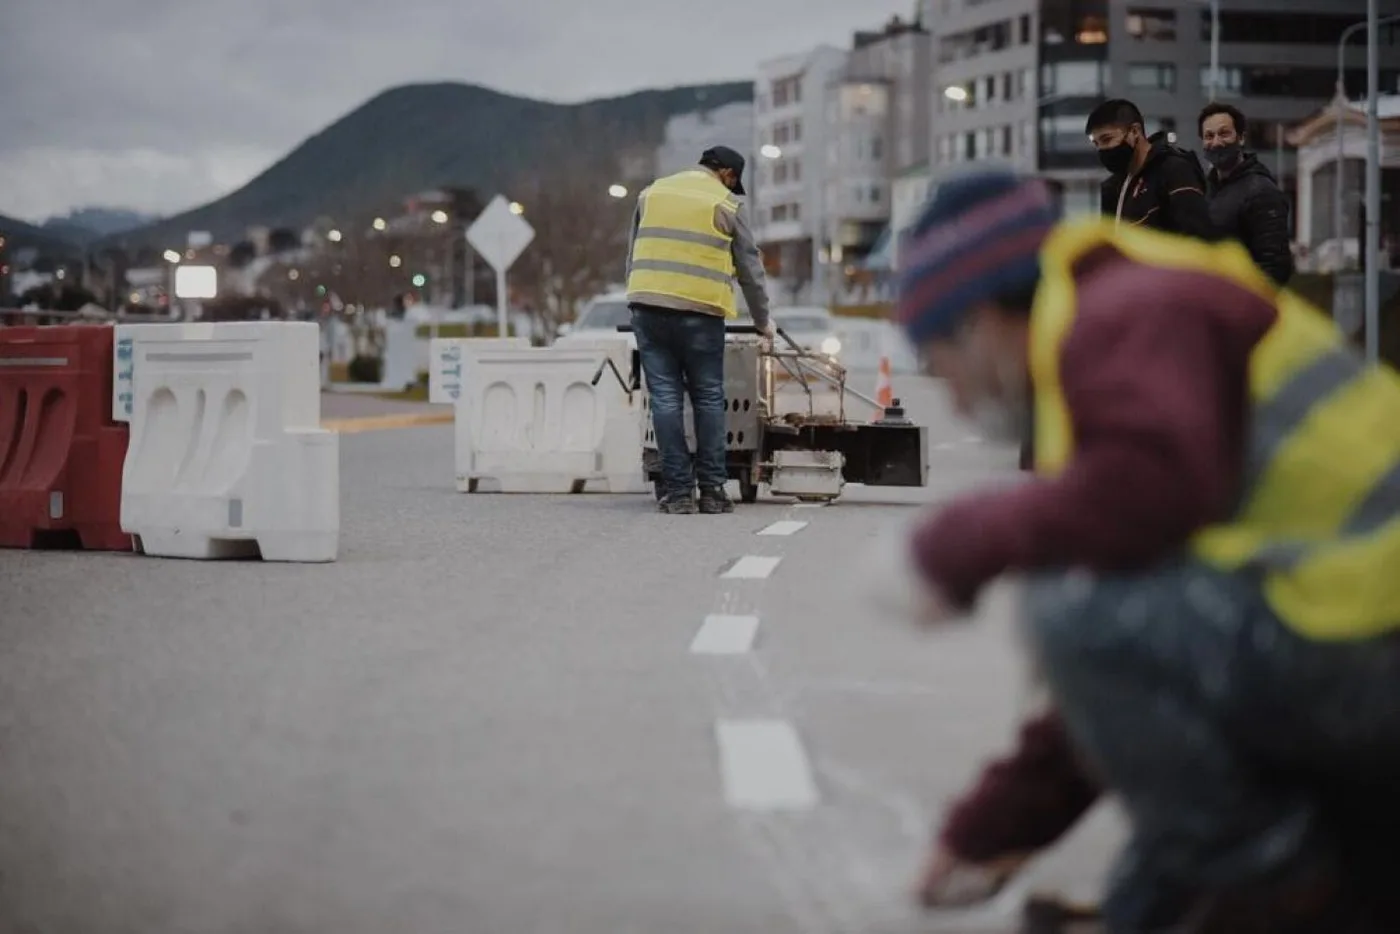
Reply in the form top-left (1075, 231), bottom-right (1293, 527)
top-left (657, 492), bottom-right (697, 514)
top-left (698, 486), bottom-right (734, 514)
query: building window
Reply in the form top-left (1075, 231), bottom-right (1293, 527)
top-left (1040, 112), bottom-right (1094, 154)
top-left (791, 120), bottom-right (802, 141)
top-left (1020, 120), bottom-right (1035, 155)
top-left (963, 132), bottom-right (975, 161)
top-left (1041, 60), bottom-right (1105, 97)
top-left (774, 161), bottom-right (788, 184)
top-left (1076, 16), bottom-right (1108, 44)
top-left (870, 185), bottom-right (882, 204)
top-left (1127, 63), bottom-right (1177, 92)
top-left (1125, 8), bottom-right (1176, 41)
top-left (870, 136), bottom-right (883, 160)
top-left (772, 76), bottom-right (802, 107)
top-left (790, 204), bottom-right (800, 221)
top-left (1019, 14), bottom-right (1031, 44)
top-left (1001, 125), bottom-right (1013, 155)
top-left (1200, 65), bottom-right (1243, 96)
top-left (791, 159), bottom-right (801, 182)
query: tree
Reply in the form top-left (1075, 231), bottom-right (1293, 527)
top-left (229, 240), bottom-right (257, 269)
top-left (508, 168), bottom-right (634, 337)
top-left (268, 227), bottom-right (301, 254)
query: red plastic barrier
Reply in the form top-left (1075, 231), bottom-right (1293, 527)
top-left (0, 325), bottom-right (132, 551)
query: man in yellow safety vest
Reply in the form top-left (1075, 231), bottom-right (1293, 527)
top-left (887, 166), bottom-right (1400, 933)
top-left (625, 146), bottom-right (773, 515)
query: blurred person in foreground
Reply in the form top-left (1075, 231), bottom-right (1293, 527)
top-left (881, 166), bottom-right (1400, 933)
top-left (625, 145), bottom-right (773, 515)
top-left (1087, 98), bottom-right (1216, 239)
top-left (1199, 102), bottom-right (1295, 285)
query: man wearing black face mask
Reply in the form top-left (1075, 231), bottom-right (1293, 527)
top-left (1086, 99), bottom-right (1217, 241)
top-left (1199, 102), bottom-right (1294, 285)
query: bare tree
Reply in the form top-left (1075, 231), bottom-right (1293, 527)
top-left (508, 166), bottom-right (636, 338)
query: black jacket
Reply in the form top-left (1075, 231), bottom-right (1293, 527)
top-left (1099, 132), bottom-right (1218, 242)
top-left (1206, 152), bottom-right (1294, 285)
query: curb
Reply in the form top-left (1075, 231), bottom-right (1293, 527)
top-left (322, 412), bottom-right (454, 435)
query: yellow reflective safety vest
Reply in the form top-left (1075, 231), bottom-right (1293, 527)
top-left (1030, 217), bottom-right (1400, 642)
top-left (626, 169), bottom-right (740, 318)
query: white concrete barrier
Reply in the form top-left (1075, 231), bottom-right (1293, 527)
top-left (427, 337), bottom-right (530, 404)
top-left (548, 337), bottom-right (647, 494)
top-left (454, 341), bottom-right (643, 494)
top-left (114, 321), bottom-right (339, 562)
top-left (379, 318), bottom-right (419, 391)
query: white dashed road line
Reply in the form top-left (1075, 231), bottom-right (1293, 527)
top-left (757, 520), bottom-right (808, 537)
top-left (690, 614), bottom-right (760, 655)
top-left (714, 719), bottom-right (820, 811)
top-left (722, 555), bottom-right (783, 580)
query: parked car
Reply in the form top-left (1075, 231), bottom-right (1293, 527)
top-left (554, 292), bottom-right (635, 348)
top-left (770, 306), bottom-right (841, 358)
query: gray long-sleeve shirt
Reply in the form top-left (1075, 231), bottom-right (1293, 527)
top-left (624, 170), bottom-right (772, 329)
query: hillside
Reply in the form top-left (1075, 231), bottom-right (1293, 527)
top-left (0, 213), bottom-right (84, 259)
top-left (43, 208), bottom-right (159, 245)
top-left (109, 81), bottom-right (753, 249)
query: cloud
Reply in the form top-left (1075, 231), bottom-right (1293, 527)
top-left (0, 0), bottom-right (914, 221)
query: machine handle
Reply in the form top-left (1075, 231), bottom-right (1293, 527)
top-left (615, 323), bottom-right (796, 348)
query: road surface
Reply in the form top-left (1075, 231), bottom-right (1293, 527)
top-left (0, 372), bottom-right (1122, 934)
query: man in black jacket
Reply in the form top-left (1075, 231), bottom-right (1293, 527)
top-left (1199, 102), bottom-right (1295, 285)
top-left (1086, 99), bottom-right (1217, 240)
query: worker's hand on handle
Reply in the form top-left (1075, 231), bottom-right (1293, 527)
top-left (758, 321), bottom-right (776, 348)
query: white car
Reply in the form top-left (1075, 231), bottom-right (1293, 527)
top-left (554, 292), bottom-right (636, 348)
top-left (770, 306), bottom-right (842, 358)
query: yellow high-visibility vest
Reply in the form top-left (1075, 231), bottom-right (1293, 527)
top-left (626, 170), bottom-right (739, 318)
top-left (1030, 217), bottom-right (1400, 642)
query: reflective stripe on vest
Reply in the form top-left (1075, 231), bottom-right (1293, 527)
top-left (1030, 217), bottom-right (1400, 641)
top-left (626, 170), bottom-right (739, 317)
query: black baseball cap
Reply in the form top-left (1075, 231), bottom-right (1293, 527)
top-left (699, 146), bottom-right (746, 195)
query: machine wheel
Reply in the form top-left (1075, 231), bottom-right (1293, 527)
top-left (739, 477), bottom-right (759, 504)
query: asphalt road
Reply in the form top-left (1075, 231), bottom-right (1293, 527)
top-left (0, 371), bottom-right (1121, 934)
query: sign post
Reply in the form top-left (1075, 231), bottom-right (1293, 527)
top-left (466, 195), bottom-right (535, 337)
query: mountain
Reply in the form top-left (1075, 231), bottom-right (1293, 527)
top-left (109, 80), bottom-right (753, 249)
top-left (0, 213), bottom-right (84, 259)
top-left (43, 207), bottom-right (159, 244)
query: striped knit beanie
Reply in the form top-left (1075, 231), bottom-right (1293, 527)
top-left (896, 168), bottom-right (1060, 346)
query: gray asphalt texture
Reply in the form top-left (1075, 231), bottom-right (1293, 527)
top-left (0, 371), bottom-right (1121, 934)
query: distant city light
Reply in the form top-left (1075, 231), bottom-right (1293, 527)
top-left (411, 273), bottom-right (426, 287)
top-left (943, 85), bottom-right (969, 102)
top-left (389, 254), bottom-right (402, 268)
top-left (288, 269), bottom-right (300, 280)
top-left (760, 144), bottom-right (782, 159)
top-left (508, 202), bottom-right (524, 215)
top-left (174, 264), bottom-right (218, 299)
top-left (608, 184), bottom-right (628, 199)
top-left (372, 217), bottom-right (387, 231)
top-left (327, 229), bottom-right (342, 242)
top-left (163, 249), bottom-right (181, 263)
top-left (431, 210), bottom-right (449, 224)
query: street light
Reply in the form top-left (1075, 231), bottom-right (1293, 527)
top-left (389, 254), bottom-right (402, 268)
top-left (608, 184), bottom-right (628, 199)
top-left (760, 143), bottom-right (782, 159)
top-left (162, 249), bottom-right (181, 264)
top-left (943, 85), bottom-right (969, 103)
top-left (372, 217), bottom-right (387, 231)
top-left (327, 229), bottom-right (342, 242)
top-left (508, 201), bottom-right (524, 215)
top-left (430, 209), bottom-right (449, 224)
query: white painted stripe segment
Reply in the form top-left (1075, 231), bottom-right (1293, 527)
top-left (690, 614), bottom-right (760, 654)
top-left (757, 520), bottom-right (808, 536)
top-left (722, 555), bottom-right (782, 579)
top-left (715, 719), bottom-right (820, 810)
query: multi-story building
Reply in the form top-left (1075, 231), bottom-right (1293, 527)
top-left (752, 45), bottom-right (848, 302)
top-left (922, 0), bottom-right (1400, 217)
top-left (753, 17), bottom-right (931, 303)
top-left (654, 102), bottom-right (755, 178)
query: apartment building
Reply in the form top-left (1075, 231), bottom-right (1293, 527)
top-left (753, 18), bottom-right (931, 302)
top-left (751, 45), bottom-right (848, 301)
top-left (922, 0), bottom-right (1400, 217)
top-left (653, 101), bottom-right (755, 178)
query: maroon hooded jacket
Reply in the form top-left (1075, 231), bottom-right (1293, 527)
top-left (914, 241), bottom-right (1277, 860)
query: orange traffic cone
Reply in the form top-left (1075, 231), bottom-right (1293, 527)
top-left (875, 354), bottom-right (893, 410)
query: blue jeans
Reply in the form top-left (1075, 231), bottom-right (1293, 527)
top-left (1022, 562), bottom-right (1400, 931)
top-left (630, 304), bottom-right (727, 497)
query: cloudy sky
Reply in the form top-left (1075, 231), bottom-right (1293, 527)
top-left (0, 0), bottom-right (916, 223)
